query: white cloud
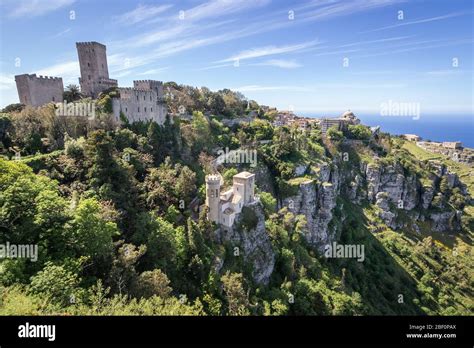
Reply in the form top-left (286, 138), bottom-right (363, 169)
top-left (115, 4), bottom-right (173, 25)
top-left (183, 0), bottom-right (270, 22)
top-left (254, 59), bottom-right (303, 69)
top-left (138, 68), bottom-right (169, 76)
top-left (0, 74), bottom-right (16, 91)
top-left (425, 69), bottom-right (470, 76)
top-left (233, 83), bottom-right (406, 93)
top-left (354, 38), bottom-right (474, 59)
top-left (7, 0), bottom-right (76, 18)
top-left (233, 85), bottom-right (314, 92)
top-left (219, 41), bottom-right (319, 63)
top-left (50, 28), bottom-right (71, 38)
top-left (36, 60), bottom-right (79, 84)
top-left (361, 11), bottom-right (472, 33)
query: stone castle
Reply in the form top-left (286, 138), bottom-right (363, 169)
top-left (15, 74), bottom-right (64, 107)
top-left (205, 171), bottom-right (256, 228)
top-left (15, 41), bottom-right (167, 124)
top-left (76, 42), bottom-right (118, 98)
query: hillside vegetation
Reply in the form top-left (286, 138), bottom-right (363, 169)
top-left (0, 84), bottom-right (472, 315)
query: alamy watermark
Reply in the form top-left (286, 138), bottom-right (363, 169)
top-left (55, 101), bottom-right (96, 120)
top-left (324, 242), bottom-right (365, 262)
top-left (216, 147), bottom-right (257, 167)
top-left (380, 100), bottom-right (420, 120)
top-left (0, 242), bottom-right (38, 262)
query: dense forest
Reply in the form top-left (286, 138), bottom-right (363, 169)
top-left (0, 83), bottom-right (472, 316)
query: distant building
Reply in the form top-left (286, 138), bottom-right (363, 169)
top-left (15, 74), bottom-right (63, 107)
top-left (442, 141), bottom-right (462, 149)
top-left (76, 41), bottom-right (118, 98)
top-left (320, 110), bottom-right (360, 135)
top-left (205, 171), bottom-right (256, 228)
top-left (417, 141), bottom-right (473, 165)
top-left (403, 134), bottom-right (421, 142)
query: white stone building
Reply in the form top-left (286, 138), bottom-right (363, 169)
top-left (205, 171), bottom-right (256, 228)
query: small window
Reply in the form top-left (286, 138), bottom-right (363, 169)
top-left (125, 107), bottom-right (127, 112)
top-left (215, 189), bottom-right (218, 197)
top-left (138, 107), bottom-right (140, 112)
top-left (150, 96), bottom-right (152, 101)
top-left (88, 75), bottom-right (91, 80)
top-left (144, 107), bottom-right (147, 112)
top-left (52, 97), bottom-right (55, 101)
top-left (137, 96), bottom-right (139, 101)
top-left (144, 95), bottom-right (146, 101)
top-left (151, 108), bottom-right (153, 112)
top-left (87, 62), bottom-right (90, 67)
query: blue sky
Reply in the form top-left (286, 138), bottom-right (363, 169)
top-left (0, 0), bottom-right (472, 115)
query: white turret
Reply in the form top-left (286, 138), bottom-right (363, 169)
top-left (205, 174), bottom-right (222, 223)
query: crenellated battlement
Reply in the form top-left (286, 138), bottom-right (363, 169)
top-left (19, 74), bottom-right (62, 81)
top-left (206, 174), bottom-right (222, 184)
top-left (133, 80), bottom-right (162, 84)
top-left (117, 87), bottom-right (154, 93)
top-left (76, 41), bottom-right (106, 48)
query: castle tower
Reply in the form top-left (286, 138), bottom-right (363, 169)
top-left (205, 174), bottom-right (222, 223)
top-left (76, 42), bottom-right (117, 98)
top-left (232, 171), bottom-right (255, 204)
top-left (15, 74), bottom-right (64, 107)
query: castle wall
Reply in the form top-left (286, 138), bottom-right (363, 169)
top-left (112, 88), bottom-right (167, 124)
top-left (133, 80), bottom-right (164, 96)
top-left (15, 74), bottom-right (63, 107)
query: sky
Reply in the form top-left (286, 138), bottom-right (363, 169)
top-left (0, 0), bottom-right (473, 116)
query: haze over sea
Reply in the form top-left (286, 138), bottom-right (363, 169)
top-left (300, 113), bottom-right (474, 148)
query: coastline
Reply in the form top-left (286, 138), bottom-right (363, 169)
top-left (299, 113), bottom-right (474, 148)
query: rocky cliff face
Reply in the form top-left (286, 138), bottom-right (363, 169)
top-left (219, 202), bottom-right (275, 285)
top-left (276, 155), bottom-right (469, 250)
top-left (362, 159), bottom-right (467, 232)
top-left (281, 162), bottom-right (339, 251)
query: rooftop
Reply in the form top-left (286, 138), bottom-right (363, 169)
top-left (233, 171), bottom-right (255, 179)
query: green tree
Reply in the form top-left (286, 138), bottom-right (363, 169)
top-left (29, 262), bottom-right (80, 306)
top-left (1, 103), bottom-right (25, 113)
top-left (67, 198), bottom-right (118, 260)
top-left (326, 126), bottom-right (344, 142)
top-left (347, 124), bottom-right (371, 140)
top-left (221, 272), bottom-right (250, 315)
top-left (260, 191), bottom-right (277, 216)
top-left (63, 84), bottom-right (83, 102)
top-left (135, 269), bottom-right (172, 299)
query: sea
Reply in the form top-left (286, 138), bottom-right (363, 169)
top-left (299, 113), bottom-right (474, 148)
